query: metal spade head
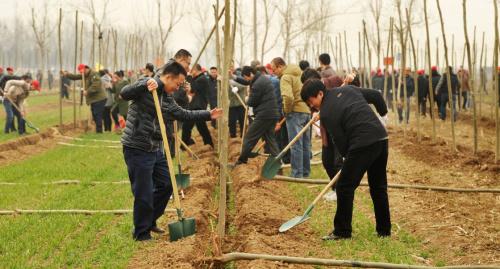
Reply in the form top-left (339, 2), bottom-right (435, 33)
top-left (175, 173), bottom-right (190, 189)
top-left (168, 217), bottom-right (196, 242)
top-left (261, 156), bottom-right (282, 179)
top-left (278, 205), bottom-right (315, 233)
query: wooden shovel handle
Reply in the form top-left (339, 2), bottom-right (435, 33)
top-left (311, 170), bottom-right (341, 206)
top-left (277, 113), bottom-right (318, 159)
top-left (151, 89), bottom-right (182, 210)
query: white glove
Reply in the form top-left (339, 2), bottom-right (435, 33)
top-left (379, 115), bottom-right (388, 127)
top-left (231, 87), bottom-right (238, 94)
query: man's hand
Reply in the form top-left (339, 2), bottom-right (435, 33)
top-left (147, 79), bottom-right (158, 92)
top-left (83, 90), bottom-right (88, 97)
top-left (184, 82), bottom-right (191, 93)
top-left (274, 122), bottom-right (282, 132)
top-left (21, 111), bottom-right (26, 117)
top-left (210, 108), bottom-right (223, 120)
top-left (312, 112), bottom-right (320, 122)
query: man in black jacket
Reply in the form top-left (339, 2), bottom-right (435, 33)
top-left (396, 68), bottom-right (415, 124)
top-left (301, 79), bottom-right (391, 240)
top-left (235, 66), bottom-right (280, 165)
top-left (208, 66), bottom-right (219, 128)
top-left (181, 64), bottom-right (214, 147)
top-left (120, 61), bottom-right (222, 241)
top-left (436, 66), bottom-right (460, 121)
top-left (417, 70), bottom-right (429, 117)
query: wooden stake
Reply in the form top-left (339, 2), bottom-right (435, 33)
top-left (73, 11), bottom-right (78, 128)
top-left (424, 0), bottom-right (437, 141)
top-left (57, 8), bottom-right (63, 128)
top-left (363, 21), bottom-right (373, 89)
top-left (494, 0), bottom-right (500, 162)
top-left (406, 9), bottom-right (421, 141)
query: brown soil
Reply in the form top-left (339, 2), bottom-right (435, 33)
top-left (0, 121), bottom-right (88, 167)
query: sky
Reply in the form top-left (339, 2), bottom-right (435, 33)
top-left (0, 0), bottom-right (497, 68)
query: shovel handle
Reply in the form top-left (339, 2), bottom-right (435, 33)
top-left (277, 113), bottom-right (318, 160)
top-left (151, 89), bottom-right (183, 212)
top-left (311, 170), bottom-right (341, 206)
top-left (173, 121), bottom-right (182, 168)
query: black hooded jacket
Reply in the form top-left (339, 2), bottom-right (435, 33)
top-left (246, 73), bottom-right (280, 120)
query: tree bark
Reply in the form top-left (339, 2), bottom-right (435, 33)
top-left (424, 0), bottom-right (437, 141)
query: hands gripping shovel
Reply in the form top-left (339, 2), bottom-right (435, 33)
top-left (279, 170), bottom-right (341, 232)
top-left (261, 114), bottom-right (318, 179)
top-left (151, 89), bottom-right (195, 242)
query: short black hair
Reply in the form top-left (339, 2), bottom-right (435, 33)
top-left (318, 53), bottom-right (331, 65)
top-left (162, 61), bottom-right (188, 77)
top-left (257, 66), bottom-right (268, 74)
top-left (241, 66), bottom-right (255, 77)
top-left (145, 63), bottom-right (155, 73)
top-left (301, 78), bottom-right (325, 103)
top-left (299, 60), bottom-right (310, 71)
top-left (174, 49), bottom-right (192, 59)
top-left (301, 68), bottom-right (321, 83)
top-left (271, 57), bottom-right (286, 67)
top-left (114, 70), bottom-right (124, 78)
top-left (21, 74), bottom-right (32, 80)
top-left (193, 63), bottom-right (202, 71)
top-left (210, 66), bottom-right (217, 70)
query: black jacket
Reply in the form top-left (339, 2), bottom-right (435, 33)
top-left (431, 72), bottom-right (441, 96)
top-left (437, 73), bottom-right (460, 96)
top-left (0, 75), bottom-right (21, 91)
top-left (320, 85), bottom-right (388, 157)
top-left (208, 76), bottom-right (218, 108)
top-left (247, 73), bottom-right (280, 120)
top-left (417, 75), bottom-right (429, 100)
top-left (398, 75), bottom-right (415, 98)
top-left (120, 77), bottom-right (211, 152)
top-left (189, 73), bottom-right (210, 110)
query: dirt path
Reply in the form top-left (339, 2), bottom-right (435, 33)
top-left (0, 122), bottom-right (87, 167)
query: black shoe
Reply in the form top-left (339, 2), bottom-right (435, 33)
top-left (377, 233), bottom-right (391, 238)
top-left (248, 152), bottom-right (259, 158)
top-left (322, 232), bottom-right (351, 241)
top-left (151, 226), bottom-right (165, 234)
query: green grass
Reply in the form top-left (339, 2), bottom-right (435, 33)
top-left (285, 166), bottom-right (443, 266)
top-left (0, 93), bottom-right (82, 142)
top-left (0, 132), bottom-right (140, 268)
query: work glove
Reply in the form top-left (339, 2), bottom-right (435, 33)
top-left (231, 87), bottom-right (238, 94)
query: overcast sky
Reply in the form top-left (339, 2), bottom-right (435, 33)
top-left (0, 0), bottom-right (497, 68)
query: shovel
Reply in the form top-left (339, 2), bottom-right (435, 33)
top-left (279, 170), bottom-right (341, 233)
top-left (253, 118), bottom-right (286, 154)
top-left (174, 121), bottom-right (190, 195)
top-left (261, 114), bottom-right (318, 179)
top-left (151, 89), bottom-right (196, 242)
top-left (3, 95), bottom-right (40, 133)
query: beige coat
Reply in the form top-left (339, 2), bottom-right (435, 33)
top-left (4, 80), bottom-right (31, 112)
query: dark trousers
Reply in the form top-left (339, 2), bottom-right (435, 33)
top-left (322, 144), bottom-right (343, 191)
top-left (238, 118), bottom-right (279, 163)
top-left (91, 99), bottom-right (106, 133)
top-left (278, 121), bottom-right (290, 164)
top-left (418, 97), bottom-right (427, 116)
top-left (182, 120), bottom-right (213, 147)
top-left (11, 103), bottom-right (25, 134)
top-left (229, 106), bottom-right (245, 138)
top-left (103, 106), bottom-right (119, 132)
top-left (333, 140), bottom-right (391, 238)
top-left (123, 146), bottom-right (173, 241)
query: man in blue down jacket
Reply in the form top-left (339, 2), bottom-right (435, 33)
top-left (301, 79), bottom-right (391, 241)
top-left (120, 61), bottom-right (222, 241)
top-left (235, 66), bottom-right (280, 165)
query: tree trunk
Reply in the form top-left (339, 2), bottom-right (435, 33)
top-left (73, 11), bottom-right (78, 128)
top-left (494, 0), bottom-right (500, 162)
top-left (436, 0), bottom-right (457, 151)
top-left (406, 9), bottom-right (420, 142)
top-left (424, 0), bottom-right (437, 142)
top-left (58, 8), bottom-right (63, 128)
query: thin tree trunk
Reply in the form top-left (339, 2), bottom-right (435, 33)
top-left (363, 21), bottom-right (373, 89)
top-left (436, 0), bottom-right (457, 151)
top-left (424, 0), bottom-right (437, 142)
top-left (406, 9), bottom-right (420, 141)
top-left (479, 32), bottom-right (485, 118)
top-left (390, 18), bottom-right (397, 126)
top-left (494, 0), bottom-right (500, 162)
top-left (57, 8), bottom-right (63, 127)
top-left (73, 11), bottom-right (78, 128)
top-left (344, 31), bottom-right (350, 72)
top-left (383, 18), bottom-right (393, 105)
top-left (79, 21), bottom-right (84, 124)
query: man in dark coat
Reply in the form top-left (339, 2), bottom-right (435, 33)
top-left (436, 66), bottom-right (460, 121)
top-left (120, 61), bottom-right (222, 241)
top-left (208, 66), bottom-right (219, 128)
top-left (417, 70), bottom-right (429, 117)
top-left (371, 69), bottom-right (385, 92)
top-left (301, 79), bottom-right (391, 241)
top-left (396, 68), bottom-right (415, 124)
top-left (235, 66), bottom-right (280, 165)
top-left (181, 64), bottom-right (214, 147)
top-left (431, 66), bottom-right (441, 112)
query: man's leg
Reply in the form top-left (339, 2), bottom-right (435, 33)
top-left (333, 143), bottom-right (381, 238)
top-left (366, 140), bottom-right (391, 237)
top-left (405, 97), bottom-right (411, 123)
top-left (3, 100), bottom-right (14, 133)
top-left (286, 113), bottom-right (304, 178)
top-left (262, 119), bottom-right (279, 156)
top-left (92, 100), bottom-right (105, 133)
top-left (103, 106), bottom-right (112, 132)
top-left (151, 150), bottom-right (173, 229)
top-left (237, 106), bottom-right (245, 137)
top-left (12, 105), bottom-right (25, 135)
top-left (228, 107), bottom-right (237, 138)
top-left (440, 94), bottom-right (448, 120)
top-left (123, 146), bottom-right (156, 241)
top-left (279, 121), bottom-right (290, 164)
top-left (238, 119), bottom-right (273, 163)
top-left (195, 121), bottom-right (214, 146)
top-left (181, 120), bottom-right (195, 145)
top-left (301, 113), bottom-right (312, 177)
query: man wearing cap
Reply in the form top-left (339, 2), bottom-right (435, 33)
top-left (2, 75), bottom-right (39, 135)
top-left (63, 64), bottom-right (107, 133)
top-left (6, 67), bottom-right (14, 76)
top-left (417, 70), bottom-right (429, 117)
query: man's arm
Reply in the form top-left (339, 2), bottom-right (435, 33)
top-left (280, 75), bottom-right (294, 114)
top-left (120, 78), bottom-right (149, 101)
top-left (163, 94), bottom-right (211, 122)
top-left (359, 88), bottom-right (388, 116)
top-left (65, 72), bottom-right (83, 81)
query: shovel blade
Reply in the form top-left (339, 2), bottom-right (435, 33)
top-left (168, 217), bottom-right (196, 242)
top-left (278, 215), bottom-right (310, 233)
top-left (261, 156), bottom-right (282, 179)
top-left (175, 173), bottom-right (191, 189)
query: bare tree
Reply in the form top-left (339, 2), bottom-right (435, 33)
top-left (369, 0), bottom-right (383, 68)
top-left (30, 2), bottom-right (56, 74)
top-left (156, 0), bottom-right (184, 61)
top-left (80, 0), bottom-right (111, 66)
top-left (260, 0), bottom-right (279, 63)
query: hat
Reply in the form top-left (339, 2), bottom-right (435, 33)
top-left (497, 66), bottom-right (500, 71)
top-left (6, 67), bottom-right (13, 72)
top-left (431, 66), bottom-right (438, 71)
top-left (31, 80), bottom-right (41, 91)
top-left (77, 64), bottom-right (88, 73)
top-left (417, 69), bottom-right (425, 75)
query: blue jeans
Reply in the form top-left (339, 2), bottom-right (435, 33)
top-left (3, 99), bottom-right (14, 133)
top-left (439, 94), bottom-right (457, 121)
top-left (91, 99), bottom-right (106, 133)
top-left (123, 146), bottom-right (173, 241)
top-left (286, 112), bottom-right (311, 178)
